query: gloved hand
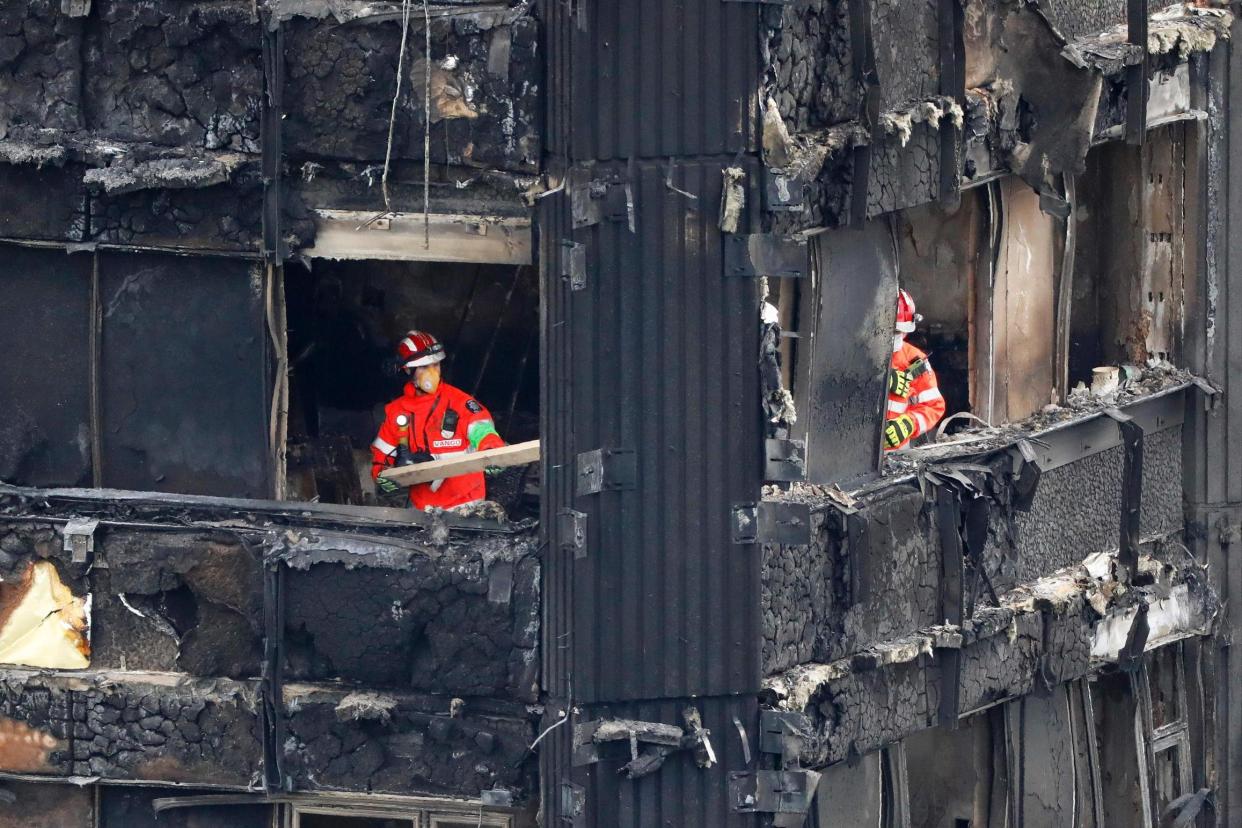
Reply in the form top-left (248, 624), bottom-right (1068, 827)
top-left (396, 445), bottom-right (434, 466)
top-left (376, 474), bottom-right (403, 495)
top-left (485, 465), bottom-right (503, 477)
top-left (883, 414), bottom-right (916, 449)
top-left (888, 368), bottom-right (913, 398)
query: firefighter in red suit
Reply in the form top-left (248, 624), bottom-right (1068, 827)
top-left (885, 289), bottom-right (946, 450)
top-left (371, 331), bottom-right (506, 509)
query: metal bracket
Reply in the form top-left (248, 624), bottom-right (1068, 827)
top-left (765, 438), bottom-right (806, 482)
top-left (730, 770), bottom-right (821, 824)
top-left (1011, 439), bottom-right (1043, 512)
top-left (575, 449), bottom-right (637, 496)
top-left (62, 518), bottom-right (99, 565)
top-left (480, 788), bottom-right (514, 808)
top-left (1191, 376), bottom-right (1219, 411)
top-left (570, 167), bottom-right (604, 229)
top-left (558, 508), bottom-right (588, 558)
top-left (561, 241), bottom-right (586, 291)
top-left (758, 710), bottom-right (809, 766)
top-left (1105, 408), bottom-right (1144, 577)
top-left (724, 234), bottom-right (808, 279)
top-left (732, 502), bottom-right (812, 546)
top-left (487, 561), bottom-right (514, 605)
top-left (764, 168), bottom-right (805, 212)
top-left (846, 510), bottom-right (870, 605)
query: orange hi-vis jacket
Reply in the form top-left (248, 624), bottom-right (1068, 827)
top-left (370, 381), bottom-right (505, 510)
top-left (887, 339), bottom-right (946, 450)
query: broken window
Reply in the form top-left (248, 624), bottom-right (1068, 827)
top-left (0, 245), bottom-right (271, 498)
top-left (896, 177), bottom-right (1063, 430)
top-left (0, 222), bottom-right (539, 519)
top-left (282, 256), bottom-right (538, 515)
top-left (1071, 124), bottom-right (1191, 388)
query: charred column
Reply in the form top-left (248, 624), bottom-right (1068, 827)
top-left (540, 1), bottom-right (768, 826)
top-left (1186, 22), bottom-right (1242, 825)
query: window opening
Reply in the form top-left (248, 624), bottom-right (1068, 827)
top-left (1070, 124), bottom-right (1189, 390)
top-left (283, 258), bottom-right (539, 519)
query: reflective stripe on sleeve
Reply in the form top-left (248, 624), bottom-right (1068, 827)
top-left (372, 436), bottom-right (397, 455)
top-left (911, 387), bottom-right (943, 404)
top-left (887, 400), bottom-right (909, 414)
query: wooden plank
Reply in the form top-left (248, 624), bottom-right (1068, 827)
top-left (379, 440), bottom-right (540, 485)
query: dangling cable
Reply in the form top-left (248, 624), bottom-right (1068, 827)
top-left (422, 0), bottom-right (432, 249)
top-left (380, 0), bottom-right (414, 214)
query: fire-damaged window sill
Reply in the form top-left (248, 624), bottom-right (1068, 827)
top-left (0, 483), bottom-right (526, 535)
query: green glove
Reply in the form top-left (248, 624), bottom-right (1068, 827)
top-left (485, 466), bottom-right (503, 477)
top-left (889, 368), bottom-right (913, 398)
top-left (376, 474), bottom-right (403, 495)
top-left (884, 414), bottom-right (916, 449)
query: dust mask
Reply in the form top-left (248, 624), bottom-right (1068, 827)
top-left (413, 364), bottom-right (441, 394)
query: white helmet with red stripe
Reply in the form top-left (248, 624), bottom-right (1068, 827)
top-left (896, 289), bottom-right (922, 334)
top-left (396, 330), bottom-right (446, 369)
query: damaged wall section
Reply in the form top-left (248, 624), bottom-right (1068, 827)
top-left (763, 388), bottom-right (1188, 678)
top-left (0, 669), bottom-right (261, 786)
top-left (282, 683), bottom-right (535, 800)
top-left (279, 527), bottom-right (541, 701)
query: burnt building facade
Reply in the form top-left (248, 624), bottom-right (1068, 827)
top-left (0, 1), bottom-right (1239, 827)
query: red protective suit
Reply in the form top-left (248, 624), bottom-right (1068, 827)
top-left (371, 381), bottom-right (505, 510)
top-left (886, 338), bottom-right (946, 450)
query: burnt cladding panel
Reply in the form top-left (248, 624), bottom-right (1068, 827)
top-left (548, 0), bottom-right (760, 160)
top-left (0, 164), bottom-right (88, 243)
top-left (1039, 0), bottom-right (1128, 41)
top-left (552, 159), bottom-right (764, 703)
top-left (799, 219), bottom-right (898, 485)
top-left (99, 253), bottom-right (270, 497)
top-left (872, 0), bottom-right (941, 111)
top-left (0, 246), bottom-right (93, 487)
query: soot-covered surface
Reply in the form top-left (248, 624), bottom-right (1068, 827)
top-left (279, 527), bottom-right (540, 701)
top-left (282, 684), bottom-right (535, 799)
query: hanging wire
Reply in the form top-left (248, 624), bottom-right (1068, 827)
top-left (381, 0), bottom-right (414, 212)
top-left (422, 0), bottom-right (432, 249)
